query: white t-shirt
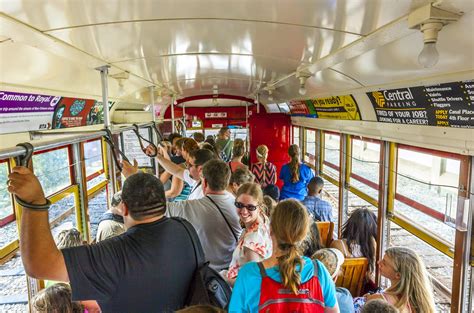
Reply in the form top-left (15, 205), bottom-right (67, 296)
top-left (167, 192), bottom-right (242, 270)
top-left (183, 169), bottom-right (204, 200)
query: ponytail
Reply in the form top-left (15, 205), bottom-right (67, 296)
top-left (271, 199), bottom-right (310, 295)
top-left (277, 244), bottom-right (304, 294)
top-left (288, 145), bottom-right (300, 183)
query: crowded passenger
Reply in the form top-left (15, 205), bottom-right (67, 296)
top-left (225, 183), bottom-right (272, 284)
top-left (215, 126), bottom-right (233, 162)
top-left (314, 249), bottom-right (355, 313)
top-left (167, 159), bottom-right (242, 270)
top-left (356, 247), bottom-right (436, 313)
top-left (250, 144), bottom-right (277, 188)
top-left (227, 167), bottom-right (255, 196)
top-left (301, 222), bottom-right (324, 258)
top-left (279, 144), bottom-right (314, 201)
top-left (302, 176), bottom-right (334, 221)
top-left (96, 191), bottom-right (126, 242)
top-left (229, 199), bottom-right (339, 312)
top-left (133, 147), bottom-right (216, 200)
top-left (330, 208), bottom-right (377, 279)
top-left (262, 183), bottom-right (280, 202)
top-left (32, 283), bottom-right (83, 313)
top-left (361, 300), bottom-right (399, 313)
top-left (8, 167), bottom-right (197, 312)
top-left (193, 132), bottom-right (205, 143)
top-left (158, 140), bottom-right (187, 201)
top-left (228, 139), bottom-right (247, 172)
top-left (168, 132), bottom-right (185, 164)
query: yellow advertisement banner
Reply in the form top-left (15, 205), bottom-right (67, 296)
top-left (309, 95), bottom-right (361, 120)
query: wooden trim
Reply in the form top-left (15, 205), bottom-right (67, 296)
top-left (394, 193), bottom-right (445, 222)
top-left (350, 172), bottom-right (379, 190)
top-left (0, 239), bottom-right (19, 261)
top-left (390, 214), bottom-right (454, 258)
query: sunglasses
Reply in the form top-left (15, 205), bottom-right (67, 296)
top-left (234, 201), bottom-right (258, 211)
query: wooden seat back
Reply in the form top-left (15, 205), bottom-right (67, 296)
top-left (335, 257), bottom-right (369, 297)
top-left (315, 221), bottom-right (334, 247)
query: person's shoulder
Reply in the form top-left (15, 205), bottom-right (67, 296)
top-left (238, 261), bottom-right (262, 278)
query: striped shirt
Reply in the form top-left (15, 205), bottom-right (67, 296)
top-left (251, 162), bottom-right (277, 187)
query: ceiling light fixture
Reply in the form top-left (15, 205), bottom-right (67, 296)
top-left (110, 71), bottom-right (130, 98)
top-left (408, 4), bottom-right (461, 68)
top-left (266, 85), bottom-right (275, 102)
top-left (296, 69), bottom-right (312, 96)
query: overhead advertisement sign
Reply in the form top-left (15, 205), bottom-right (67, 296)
top-left (288, 100), bottom-right (314, 116)
top-left (0, 91), bottom-right (60, 134)
top-left (366, 80), bottom-right (474, 128)
top-left (0, 90), bottom-right (113, 134)
top-left (308, 95), bottom-right (361, 120)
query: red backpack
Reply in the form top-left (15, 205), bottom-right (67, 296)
top-left (257, 260), bottom-right (325, 313)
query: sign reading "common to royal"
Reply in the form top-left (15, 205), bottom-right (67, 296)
top-left (366, 80), bottom-right (474, 128)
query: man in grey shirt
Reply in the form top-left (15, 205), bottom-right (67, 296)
top-left (167, 159), bottom-right (242, 270)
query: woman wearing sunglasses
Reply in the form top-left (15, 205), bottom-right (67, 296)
top-left (229, 199), bottom-right (339, 312)
top-left (225, 183), bottom-right (272, 285)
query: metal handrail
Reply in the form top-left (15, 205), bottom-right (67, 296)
top-left (0, 122), bottom-right (156, 160)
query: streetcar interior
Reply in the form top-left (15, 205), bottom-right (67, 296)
top-left (0, 0), bottom-right (473, 312)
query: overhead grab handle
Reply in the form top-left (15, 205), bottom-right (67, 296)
top-left (132, 124), bottom-right (158, 157)
top-left (102, 128), bottom-right (130, 172)
top-left (151, 122), bottom-right (164, 144)
top-left (15, 142), bottom-right (34, 168)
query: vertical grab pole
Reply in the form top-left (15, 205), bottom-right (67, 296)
top-left (96, 65), bottom-right (117, 198)
top-left (149, 86), bottom-right (160, 178)
top-left (171, 95), bottom-right (176, 133)
top-left (245, 102), bottom-right (249, 152)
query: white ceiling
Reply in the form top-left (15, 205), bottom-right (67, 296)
top-left (1, 0), bottom-right (473, 111)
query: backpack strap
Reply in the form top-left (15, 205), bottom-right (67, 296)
top-left (257, 262), bottom-right (268, 278)
top-left (206, 196), bottom-right (239, 242)
top-left (172, 217), bottom-right (206, 268)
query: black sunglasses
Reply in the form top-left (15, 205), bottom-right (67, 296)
top-left (234, 201), bottom-right (258, 211)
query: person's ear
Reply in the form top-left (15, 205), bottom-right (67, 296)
top-left (121, 203), bottom-right (130, 217)
top-left (395, 272), bottom-right (401, 280)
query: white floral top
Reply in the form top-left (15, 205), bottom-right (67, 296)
top-left (227, 217), bottom-right (272, 279)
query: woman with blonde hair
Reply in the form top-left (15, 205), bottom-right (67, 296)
top-left (362, 247), bottom-right (436, 313)
top-left (229, 199), bottom-right (339, 312)
top-left (226, 183), bottom-right (272, 284)
top-left (32, 283), bottom-right (84, 313)
top-left (279, 144), bottom-right (314, 201)
top-left (251, 144), bottom-right (277, 188)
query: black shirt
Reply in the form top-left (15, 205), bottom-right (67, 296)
top-left (62, 217), bottom-right (196, 313)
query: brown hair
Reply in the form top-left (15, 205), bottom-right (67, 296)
top-left (288, 144), bottom-right (300, 183)
top-left (182, 138), bottom-right (199, 154)
top-left (230, 167), bottom-right (255, 185)
top-left (256, 145), bottom-right (269, 163)
top-left (32, 283), bottom-right (83, 313)
top-left (271, 199), bottom-right (310, 294)
top-left (232, 142), bottom-right (245, 158)
top-left (202, 159), bottom-right (231, 191)
top-left (236, 182), bottom-right (264, 205)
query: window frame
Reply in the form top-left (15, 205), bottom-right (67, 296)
top-left (0, 159), bottom-right (14, 227)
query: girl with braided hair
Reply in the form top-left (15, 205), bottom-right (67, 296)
top-left (229, 199), bottom-right (339, 312)
top-left (279, 144), bottom-right (314, 201)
